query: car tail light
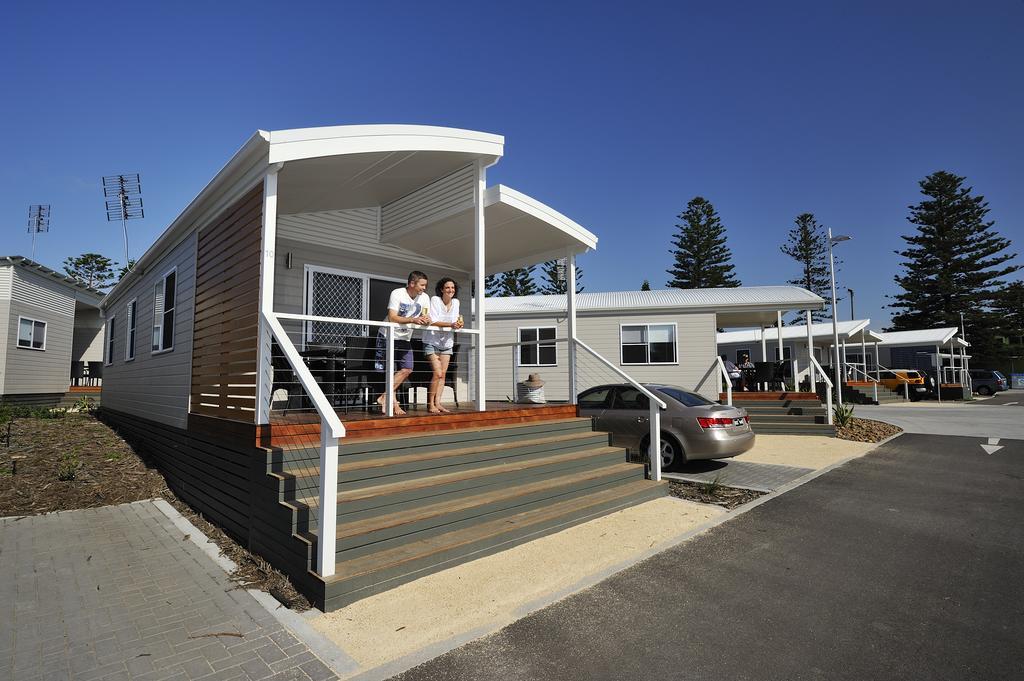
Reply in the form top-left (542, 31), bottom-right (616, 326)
top-left (697, 417), bottom-right (740, 429)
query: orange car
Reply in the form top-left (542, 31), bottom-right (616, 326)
top-left (878, 370), bottom-right (928, 400)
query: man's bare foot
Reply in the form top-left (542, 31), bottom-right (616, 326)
top-left (438, 406), bottom-right (453, 414)
top-left (428, 407), bottom-right (442, 414)
top-left (393, 404), bottom-right (407, 416)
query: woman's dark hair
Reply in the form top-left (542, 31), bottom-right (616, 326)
top-left (435, 277), bottom-right (459, 298)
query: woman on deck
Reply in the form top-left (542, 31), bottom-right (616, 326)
top-left (423, 277), bottom-right (463, 414)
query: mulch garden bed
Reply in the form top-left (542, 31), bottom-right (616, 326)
top-left (0, 411), bottom-right (311, 610)
top-left (836, 416), bottom-right (902, 443)
top-left (667, 479), bottom-right (765, 509)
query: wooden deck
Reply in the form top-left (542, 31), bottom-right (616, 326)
top-left (720, 391), bottom-right (823, 401)
top-left (259, 402), bottom-right (579, 448)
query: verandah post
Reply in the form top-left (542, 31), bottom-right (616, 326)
top-left (473, 160), bottom-right (487, 411)
top-left (806, 309), bottom-right (816, 392)
top-left (317, 417), bottom-right (337, 578)
top-left (566, 251), bottom-right (578, 405)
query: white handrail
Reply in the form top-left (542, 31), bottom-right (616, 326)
top-left (574, 339), bottom-right (667, 481)
top-left (485, 337), bottom-right (570, 350)
top-left (808, 355), bottom-right (834, 426)
top-left (715, 356), bottom-right (733, 406)
top-left (847, 364), bottom-right (879, 403)
top-left (274, 312), bottom-right (481, 335)
top-left (875, 362), bottom-right (913, 400)
top-left (264, 311), bottom-right (344, 579)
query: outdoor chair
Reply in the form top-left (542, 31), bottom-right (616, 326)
top-left (87, 361), bottom-right (103, 386)
top-left (70, 361), bottom-right (85, 387)
top-left (753, 362), bottom-right (774, 391)
top-left (343, 336), bottom-right (383, 412)
top-left (771, 361), bottom-right (787, 391)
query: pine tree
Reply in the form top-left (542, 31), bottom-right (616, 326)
top-left (780, 213), bottom-right (837, 322)
top-left (484, 274), bottom-right (502, 296)
top-left (63, 253), bottom-right (118, 290)
top-left (992, 281), bottom-right (1024, 351)
top-left (640, 279), bottom-right (651, 291)
top-left (666, 197), bottom-right (740, 289)
top-left (888, 171), bottom-right (1020, 361)
top-left (538, 259), bottom-right (584, 294)
top-left (498, 267), bottom-right (539, 296)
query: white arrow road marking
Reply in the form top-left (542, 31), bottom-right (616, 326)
top-left (981, 445), bottom-right (1004, 455)
top-left (988, 437), bottom-right (1001, 445)
top-left (1004, 402), bottom-right (1019, 406)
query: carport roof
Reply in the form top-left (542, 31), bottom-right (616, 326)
top-left (717, 319), bottom-right (882, 345)
top-left (485, 286), bottom-right (824, 325)
top-left (874, 327), bottom-right (960, 347)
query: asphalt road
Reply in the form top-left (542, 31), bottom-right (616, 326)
top-left (858, 397), bottom-right (1024, 439)
top-left (968, 389), bottom-right (1024, 407)
top-left (392, 433), bottom-right (1024, 681)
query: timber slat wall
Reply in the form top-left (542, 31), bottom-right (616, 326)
top-left (189, 185), bottom-right (263, 422)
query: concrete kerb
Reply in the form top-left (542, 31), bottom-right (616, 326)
top-left (149, 497), bottom-right (360, 677)
top-left (146, 433), bottom-right (899, 681)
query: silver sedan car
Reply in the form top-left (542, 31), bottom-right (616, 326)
top-left (578, 383), bottom-right (755, 471)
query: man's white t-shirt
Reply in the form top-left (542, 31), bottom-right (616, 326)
top-left (424, 296), bottom-right (460, 351)
top-left (384, 287), bottom-right (430, 341)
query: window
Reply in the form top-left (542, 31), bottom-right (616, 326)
top-left (16, 317), bottom-right (46, 350)
top-left (106, 316), bottom-right (116, 365)
top-left (153, 269), bottom-right (176, 352)
top-left (773, 346), bottom-right (793, 362)
top-left (611, 386), bottom-right (650, 410)
top-left (735, 349), bottom-right (751, 364)
top-left (518, 327), bottom-right (557, 366)
top-left (659, 386), bottom-right (714, 407)
top-left (578, 386), bottom-right (613, 409)
top-left (125, 299), bottom-right (137, 361)
top-left (621, 324), bottom-right (676, 365)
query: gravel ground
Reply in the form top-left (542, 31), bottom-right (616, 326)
top-left (837, 416), bottom-right (903, 443)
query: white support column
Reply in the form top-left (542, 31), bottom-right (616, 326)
top-left (935, 344), bottom-right (942, 404)
top-left (473, 160), bottom-right (487, 411)
top-left (566, 251), bottom-right (578, 405)
top-left (256, 164), bottom-right (283, 425)
top-left (385, 327), bottom-right (394, 416)
top-left (317, 419), bottom-right (337, 577)
top-left (805, 310), bottom-right (816, 392)
top-left (874, 342), bottom-right (880, 382)
top-left (860, 334), bottom-right (867, 376)
top-left (760, 325), bottom-right (767, 362)
top-left (776, 310), bottom-right (784, 362)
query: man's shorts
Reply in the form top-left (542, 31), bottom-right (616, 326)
top-left (374, 338), bottom-right (414, 372)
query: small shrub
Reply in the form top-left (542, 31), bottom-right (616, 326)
top-left (57, 453), bottom-right (80, 481)
top-left (833, 403), bottom-right (856, 428)
top-left (699, 475), bottom-right (723, 495)
top-left (74, 397), bottom-right (98, 414)
top-left (104, 451), bottom-right (123, 462)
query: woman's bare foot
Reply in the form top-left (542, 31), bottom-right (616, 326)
top-left (428, 406), bottom-right (442, 414)
top-left (438, 406), bottom-right (452, 414)
top-left (393, 404), bottom-right (407, 416)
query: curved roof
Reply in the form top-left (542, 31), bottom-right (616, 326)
top-left (267, 124), bottom-right (504, 164)
top-left (717, 319), bottom-right (880, 344)
top-left (875, 328), bottom-right (960, 346)
top-left (1, 256), bottom-right (105, 306)
top-left (485, 286), bottom-right (824, 324)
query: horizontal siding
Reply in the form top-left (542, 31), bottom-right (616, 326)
top-left (0, 298), bottom-right (9, 394)
top-left (72, 307), bottom-right (105, 362)
top-left (101, 233), bottom-right (197, 429)
top-left (4, 298), bottom-right (75, 394)
top-left (485, 311), bottom-right (719, 402)
top-left (380, 164), bottom-right (475, 240)
top-left (12, 267), bottom-right (75, 317)
top-left (277, 208), bottom-right (452, 271)
top-left (0, 266), bottom-right (12, 299)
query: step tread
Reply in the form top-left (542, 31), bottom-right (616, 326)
top-left (326, 479), bottom-right (661, 582)
top-left (307, 458), bottom-right (637, 541)
top-left (333, 446), bottom-right (623, 504)
top-left (279, 429), bottom-right (606, 479)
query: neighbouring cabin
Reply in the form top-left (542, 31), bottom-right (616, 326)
top-left (99, 124), bottom-right (674, 610)
top-left (0, 256), bottom-right (104, 407)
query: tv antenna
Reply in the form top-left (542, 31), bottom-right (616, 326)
top-left (102, 173), bottom-right (144, 268)
top-left (27, 204), bottom-right (51, 260)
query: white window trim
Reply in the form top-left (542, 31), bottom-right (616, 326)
top-left (16, 316), bottom-right (47, 351)
top-left (125, 298), bottom-right (137, 361)
top-left (773, 344), bottom-right (794, 361)
top-left (735, 348), bottom-right (752, 364)
top-left (517, 326), bottom-right (558, 367)
top-left (152, 267), bottom-right (177, 355)
top-left (619, 322), bottom-right (679, 366)
top-left (105, 315), bottom-right (117, 366)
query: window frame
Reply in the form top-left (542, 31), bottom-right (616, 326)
top-left (105, 314), bottom-right (117, 366)
top-left (734, 348), bottom-right (752, 364)
top-left (15, 316), bottom-right (47, 351)
top-left (517, 326), bottom-right (558, 367)
top-left (125, 298), bottom-right (137, 361)
top-left (619, 322), bottom-right (678, 366)
top-left (152, 267), bottom-right (177, 355)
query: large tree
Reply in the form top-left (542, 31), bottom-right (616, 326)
top-left (538, 259), bottom-right (584, 294)
top-left (666, 196), bottom-right (740, 289)
top-left (992, 281), bottom-right (1024, 351)
top-left (888, 171), bottom-right (1020, 360)
top-left (497, 267), bottom-right (539, 297)
top-left (640, 279), bottom-right (651, 291)
top-left (63, 253), bottom-right (118, 290)
top-left (780, 213), bottom-right (837, 322)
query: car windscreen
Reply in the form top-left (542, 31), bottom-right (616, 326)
top-left (993, 371), bottom-right (1006, 379)
top-left (658, 387), bottom-right (714, 407)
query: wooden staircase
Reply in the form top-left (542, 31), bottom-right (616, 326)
top-left (842, 381), bottom-right (905, 405)
top-left (721, 392), bottom-right (836, 436)
top-left (253, 407), bottom-right (665, 611)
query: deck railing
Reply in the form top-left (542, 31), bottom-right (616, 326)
top-left (485, 337), bottom-right (669, 481)
top-left (846, 364), bottom-right (880, 403)
top-left (808, 355), bottom-right (834, 425)
top-left (262, 312), bottom-right (481, 579)
top-left (694, 356), bottom-right (733, 406)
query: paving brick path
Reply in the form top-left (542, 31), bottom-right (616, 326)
top-left (665, 460), bottom-right (814, 491)
top-left (1, 500), bottom-right (338, 681)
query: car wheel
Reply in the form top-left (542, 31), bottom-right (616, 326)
top-left (643, 434), bottom-right (683, 472)
top-left (977, 385), bottom-right (992, 396)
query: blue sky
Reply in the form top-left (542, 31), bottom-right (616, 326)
top-left (2, 1), bottom-right (1021, 328)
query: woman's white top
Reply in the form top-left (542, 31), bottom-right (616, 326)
top-left (423, 296), bottom-right (460, 350)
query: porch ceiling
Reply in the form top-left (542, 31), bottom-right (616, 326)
top-left (383, 185), bottom-right (598, 275)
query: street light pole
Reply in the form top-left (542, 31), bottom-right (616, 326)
top-left (847, 288), bottom-right (855, 321)
top-left (829, 228), bottom-right (851, 409)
